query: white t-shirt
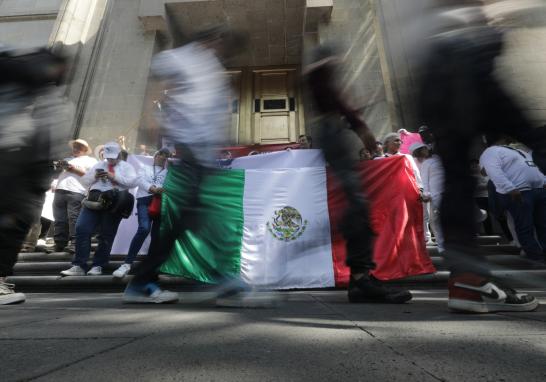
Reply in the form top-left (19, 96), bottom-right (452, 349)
top-left (135, 165), bottom-right (168, 199)
top-left (421, 155), bottom-right (445, 204)
top-left (81, 160), bottom-right (137, 192)
top-left (56, 155), bottom-right (98, 195)
top-left (479, 146), bottom-right (545, 194)
top-left (150, 42), bottom-right (230, 165)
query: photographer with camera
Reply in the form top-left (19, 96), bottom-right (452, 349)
top-left (52, 139), bottom-right (97, 252)
top-left (60, 141), bottom-right (136, 276)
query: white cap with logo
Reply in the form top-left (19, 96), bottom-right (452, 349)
top-left (103, 142), bottom-right (121, 159)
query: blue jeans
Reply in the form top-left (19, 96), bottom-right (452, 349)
top-left (73, 207), bottom-right (122, 268)
top-left (499, 188), bottom-right (546, 260)
top-left (125, 196), bottom-right (153, 264)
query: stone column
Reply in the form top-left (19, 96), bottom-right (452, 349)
top-left (49, 0), bottom-right (111, 138)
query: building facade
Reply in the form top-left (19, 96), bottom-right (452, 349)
top-left (2, 0), bottom-right (546, 154)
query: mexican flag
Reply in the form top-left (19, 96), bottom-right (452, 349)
top-left (159, 154), bottom-right (435, 289)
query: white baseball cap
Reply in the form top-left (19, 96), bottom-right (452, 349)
top-left (103, 141), bottom-right (121, 159)
top-left (409, 142), bottom-right (428, 156)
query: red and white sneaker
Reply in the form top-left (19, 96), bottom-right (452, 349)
top-left (448, 273), bottom-right (539, 313)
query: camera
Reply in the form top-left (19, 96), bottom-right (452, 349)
top-left (52, 160), bottom-right (69, 170)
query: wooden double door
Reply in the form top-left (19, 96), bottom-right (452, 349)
top-left (228, 67), bottom-right (304, 145)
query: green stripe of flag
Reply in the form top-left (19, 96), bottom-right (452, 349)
top-left (159, 166), bottom-right (246, 283)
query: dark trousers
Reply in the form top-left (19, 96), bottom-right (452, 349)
top-left (316, 116), bottom-right (375, 274)
top-left (0, 196), bottom-right (43, 277)
top-left (39, 217), bottom-right (52, 239)
top-left (125, 196), bottom-right (153, 264)
top-left (72, 207), bottom-right (122, 269)
top-left (132, 145), bottom-right (205, 285)
top-left (0, 212), bottom-right (35, 277)
top-left (131, 213), bottom-right (162, 284)
top-left (499, 189), bottom-right (546, 260)
top-left (53, 189), bottom-right (84, 246)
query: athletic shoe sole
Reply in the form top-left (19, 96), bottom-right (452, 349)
top-left (448, 298), bottom-right (539, 313)
top-left (0, 292), bottom-right (26, 305)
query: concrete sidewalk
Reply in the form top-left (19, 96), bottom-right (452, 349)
top-left (1, 289), bottom-right (546, 381)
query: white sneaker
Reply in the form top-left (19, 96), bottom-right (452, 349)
top-left (113, 263), bottom-right (131, 278)
top-left (0, 281), bottom-right (25, 305)
top-left (37, 239), bottom-right (47, 247)
top-left (60, 265), bottom-right (86, 276)
top-left (87, 266), bottom-right (102, 276)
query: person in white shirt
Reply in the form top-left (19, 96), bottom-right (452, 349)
top-left (61, 142), bottom-right (137, 276)
top-left (113, 148), bottom-right (170, 278)
top-left (420, 153), bottom-right (446, 253)
top-left (410, 142), bottom-right (434, 245)
top-left (480, 135), bottom-right (546, 263)
top-left (52, 139), bottom-right (97, 252)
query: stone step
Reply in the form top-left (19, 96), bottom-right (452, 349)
top-left (475, 235), bottom-right (507, 245)
top-left (18, 244), bottom-right (519, 263)
top-left (17, 252), bottom-right (141, 263)
top-left (13, 254), bottom-right (543, 277)
top-left (431, 255), bottom-right (546, 270)
top-left (7, 269), bottom-right (546, 293)
top-left (5, 275), bottom-right (199, 293)
top-left (426, 244), bottom-right (520, 256)
top-left (12, 261), bottom-right (141, 275)
top-left (386, 269), bottom-right (546, 289)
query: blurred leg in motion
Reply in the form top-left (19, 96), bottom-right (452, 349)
top-left (418, 13), bottom-right (541, 313)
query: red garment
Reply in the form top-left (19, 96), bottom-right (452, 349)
top-left (107, 163), bottom-right (117, 186)
top-left (327, 155), bottom-right (435, 285)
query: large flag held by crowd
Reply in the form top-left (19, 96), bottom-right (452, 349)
top-left (159, 150), bottom-right (435, 289)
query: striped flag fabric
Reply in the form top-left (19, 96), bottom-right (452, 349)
top-left (159, 154), bottom-right (435, 289)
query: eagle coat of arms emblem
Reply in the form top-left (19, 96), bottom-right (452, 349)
top-left (266, 206), bottom-right (308, 242)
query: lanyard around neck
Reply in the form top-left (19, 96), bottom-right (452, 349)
top-left (152, 165), bottom-right (165, 183)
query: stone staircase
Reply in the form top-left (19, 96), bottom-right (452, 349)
top-left (6, 236), bottom-right (546, 292)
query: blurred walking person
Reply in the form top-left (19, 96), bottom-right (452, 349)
top-left (0, 47), bottom-right (70, 304)
top-left (304, 46), bottom-right (412, 304)
top-left (417, 4), bottom-right (546, 313)
top-left (123, 26), bottom-right (247, 304)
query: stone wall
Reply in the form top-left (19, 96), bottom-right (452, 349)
top-left (376, 0), bottom-right (546, 130)
top-left (0, 19), bottom-right (56, 48)
top-left (0, 0), bottom-right (62, 49)
top-left (495, 14), bottom-right (546, 126)
top-left (0, 0), bottom-right (61, 15)
top-left (76, 0), bottom-right (157, 150)
top-left (302, 0), bottom-right (395, 156)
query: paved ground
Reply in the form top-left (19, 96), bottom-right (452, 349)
top-left (1, 289), bottom-right (546, 382)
